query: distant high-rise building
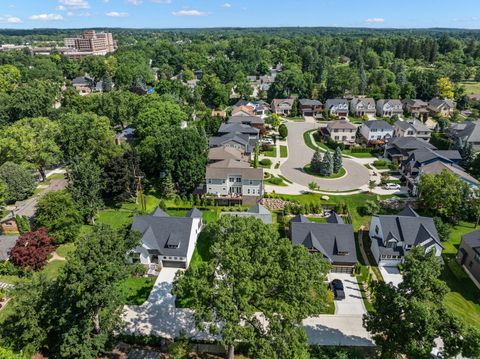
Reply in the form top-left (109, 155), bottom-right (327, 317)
top-left (64, 30), bottom-right (116, 58)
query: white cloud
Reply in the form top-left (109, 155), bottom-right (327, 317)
top-left (106, 11), bottom-right (129, 17)
top-left (0, 15), bottom-right (22, 24)
top-left (365, 18), bottom-right (385, 23)
top-left (58, 0), bottom-right (90, 9)
top-left (172, 9), bottom-right (208, 16)
top-left (151, 0), bottom-right (172, 3)
top-left (127, 0), bottom-right (143, 4)
top-left (55, 5), bottom-right (66, 10)
top-left (29, 13), bottom-right (64, 21)
top-left (222, 2), bottom-right (232, 8)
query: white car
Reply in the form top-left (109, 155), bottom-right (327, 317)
top-left (384, 183), bottom-right (401, 190)
top-left (262, 138), bottom-right (274, 145)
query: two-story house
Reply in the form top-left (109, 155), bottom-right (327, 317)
top-left (384, 137), bottom-right (436, 162)
top-left (350, 97), bottom-right (376, 117)
top-left (447, 120), bottom-right (480, 152)
top-left (369, 207), bottom-right (443, 266)
top-left (457, 230), bottom-right (480, 288)
top-left (359, 120), bottom-right (394, 144)
top-left (393, 119), bottom-right (432, 141)
top-left (428, 98), bottom-right (455, 117)
top-left (130, 208), bottom-right (203, 269)
top-left (228, 116), bottom-right (265, 131)
top-left (403, 99), bottom-right (429, 120)
top-left (208, 132), bottom-right (257, 155)
top-left (298, 99), bottom-right (323, 117)
top-left (376, 99), bottom-right (403, 117)
top-left (205, 159), bottom-right (264, 205)
top-left (320, 120), bottom-right (357, 146)
top-left (271, 99), bottom-right (295, 116)
top-left (218, 123), bottom-right (260, 139)
top-left (325, 99), bottom-right (349, 119)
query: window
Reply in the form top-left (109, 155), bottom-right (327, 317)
top-left (208, 179), bottom-right (212, 184)
top-left (229, 178), bottom-right (234, 183)
top-left (334, 136), bottom-right (339, 140)
top-left (247, 189), bottom-right (250, 194)
top-left (236, 178), bottom-right (242, 183)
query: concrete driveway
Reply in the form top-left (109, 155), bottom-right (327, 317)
top-left (379, 266), bottom-right (403, 287)
top-left (280, 122), bottom-right (370, 191)
top-left (328, 273), bottom-right (366, 315)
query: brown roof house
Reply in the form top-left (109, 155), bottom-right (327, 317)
top-left (271, 99), bottom-right (295, 116)
top-left (320, 120), bottom-right (357, 146)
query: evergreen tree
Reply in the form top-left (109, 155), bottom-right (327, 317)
top-left (333, 147), bottom-right (343, 173)
top-left (320, 151), bottom-right (333, 177)
top-left (160, 173), bottom-right (177, 199)
top-left (310, 149), bottom-right (323, 173)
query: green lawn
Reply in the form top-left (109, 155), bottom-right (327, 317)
top-left (265, 176), bottom-right (288, 186)
top-left (42, 260), bottom-right (66, 279)
top-left (303, 129), bottom-right (321, 151)
top-left (262, 146), bottom-right (277, 158)
top-left (278, 175), bottom-right (293, 184)
top-left (459, 81), bottom-right (480, 94)
top-left (118, 276), bottom-right (156, 305)
top-left (280, 145), bottom-right (288, 158)
top-left (303, 165), bottom-right (346, 179)
top-left (343, 150), bottom-right (375, 159)
top-left (96, 210), bottom-right (134, 228)
top-left (56, 242), bottom-right (76, 258)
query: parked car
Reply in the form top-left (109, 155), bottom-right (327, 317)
top-left (384, 183), bottom-right (401, 190)
top-left (262, 138), bottom-right (274, 145)
top-left (330, 279), bottom-right (345, 300)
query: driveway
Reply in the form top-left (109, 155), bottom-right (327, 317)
top-left (379, 266), bottom-right (403, 287)
top-left (280, 122), bottom-right (370, 191)
top-left (328, 273), bottom-right (366, 315)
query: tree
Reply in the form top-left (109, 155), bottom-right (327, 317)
top-left (266, 113), bottom-right (281, 129)
top-left (308, 181), bottom-right (318, 191)
top-left (368, 180), bottom-right (376, 192)
top-left (310, 149), bottom-right (323, 173)
top-left (0, 64), bottom-right (21, 93)
top-left (159, 173), bottom-right (177, 199)
top-left (278, 123), bottom-right (288, 139)
top-left (333, 147), bottom-right (343, 174)
top-left (319, 151), bottom-right (333, 177)
top-left (68, 159), bottom-right (104, 224)
top-left (433, 217), bottom-right (452, 242)
top-left (9, 228), bottom-right (54, 271)
top-left (173, 217), bottom-right (330, 358)
top-left (199, 74), bottom-right (230, 108)
top-left (0, 179), bottom-right (6, 207)
top-left (0, 117), bottom-right (61, 181)
top-left (436, 77), bottom-right (455, 99)
top-left (35, 191), bottom-right (82, 244)
top-left (81, 55), bottom-right (107, 85)
top-left (0, 162), bottom-right (36, 203)
top-left (15, 215), bottom-right (31, 234)
top-left (102, 151), bottom-right (141, 203)
top-left (363, 247), bottom-right (473, 359)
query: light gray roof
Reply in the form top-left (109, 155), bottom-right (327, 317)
top-left (187, 208), bottom-right (203, 218)
top-left (403, 99), bottom-right (428, 107)
top-left (218, 123), bottom-right (259, 136)
top-left (299, 99), bottom-right (323, 106)
top-left (429, 98), bottom-right (455, 110)
top-left (131, 210), bottom-right (201, 257)
top-left (290, 214), bottom-right (310, 223)
top-left (462, 230), bottom-right (480, 248)
top-left (228, 116), bottom-right (265, 125)
top-left (0, 235), bottom-right (17, 261)
top-left (420, 161), bottom-right (479, 186)
top-left (377, 99), bottom-right (403, 108)
top-left (208, 147), bottom-right (246, 162)
top-left (451, 120), bottom-right (480, 143)
top-left (151, 208), bottom-right (169, 217)
top-left (220, 204), bottom-right (272, 224)
top-left (206, 159), bottom-right (263, 180)
top-left (395, 119), bottom-right (431, 133)
top-left (326, 98), bottom-right (349, 108)
top-left (290, 217), bottom-right (357, 265)
top-left (388, 137), bottom-right (436, 151)
top-left (209, 133), bottom-right (250, 148)
top-left (272, 98), bottom-right (294, 108)
top-left (363, 120), bottom-right (394, 131)
top-left (327, 120), bottom-right (357, 130)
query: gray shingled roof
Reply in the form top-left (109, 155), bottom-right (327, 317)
top-left (327, 120), bottom-right (357, 130)
top-left (0, 235), bottom-right (17, 261)
top-left (327, 212), bottom-right (344, 224)
top-left (406, 148), bottom-right (461, 165)
top-left (363, 120), bottom-right (394, 131)
top-left (325, 98), bottom-right (349, 108)
top-left (218, 123), bottom-right (259, 136)
top-left (209, 133), bottom-right (250, 148)
top-left (462, 230), bottom-right (480, 248)
top-left (388, 137), bottom-right (436, 151)
top-left (206, 159), bottom-right (263, 180)
top-left (299, 99), bottom-right (323, 106)
top-left (290, 218), bottom-right (357, 265)
top-left (429, 98), bottom-right (455, 109)
top-left (220, 204), bottom-right (272, 224)
top-left (228, 116), bottom-right (265, 125)
top-left (395, 119), bottom-right (431, 133)
top-left (208, 147), bottom-right (245, 162)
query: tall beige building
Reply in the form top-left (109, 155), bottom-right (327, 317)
top-left (64, 30), bottom-right (116, 55)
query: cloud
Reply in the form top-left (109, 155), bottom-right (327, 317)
top-left (58, 0), bottom-right (90, 9)
top-left (151, 0), bottom-right (172, 3)
top-left (222, 2), bottom-right (232, 8)
top-left (29, 13), bottom-right (64, 21)
top-left (0, 15), bottom-right (22, 24)
top-left (172, 9), bottom-right (208, 16)
top-left (127, 0), bottom-right (143, 4)
top-left (106, 11), bottom-right (129, 17)
top-left (365, 18), bottom-right (385, 24)
top-left (55, 5), bottom-right (66, 10)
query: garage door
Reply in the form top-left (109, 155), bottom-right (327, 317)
top-left (331, 266), bottom-right (354, 274)
top-left (162, 260), bottom-right (186, 269)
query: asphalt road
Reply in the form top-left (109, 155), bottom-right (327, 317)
top-left (280, 122), bottom-right (371, 191)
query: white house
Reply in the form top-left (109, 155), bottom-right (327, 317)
top-left (376, 99), bottom-right (403, 117)
top-left (393, 119), bottom-right (432, 141)
top-left (359, 120), bottom-right (394, 143)
top-left (130, 208), bottom-right (203, 269)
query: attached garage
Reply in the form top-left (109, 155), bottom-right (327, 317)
top-left (331, 266), bottom-right (355, 274)
top-left (162, 260), bottom-right (186, 269)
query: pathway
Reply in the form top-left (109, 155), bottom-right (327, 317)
top-left (0, 282), bottom-right (14, 290)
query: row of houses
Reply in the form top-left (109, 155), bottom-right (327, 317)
top-left (268, 97), bottom-right (455, 119)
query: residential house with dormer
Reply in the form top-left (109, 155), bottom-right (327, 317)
top-left (376, 99), bottom-right (404, 117)
top-left (428, 98), bottom-right (455, 118)
top-left (325, 99), bottom-right (349, 119)
top-left (350, 97), bottom-right (376, 117)
top-left (394, 119), bottom-right (432, 141)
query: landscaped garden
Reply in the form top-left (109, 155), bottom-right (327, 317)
top-left (280, 145), bottom-right (288, 158)
top-left (304, 164), bottom-right (346, 179)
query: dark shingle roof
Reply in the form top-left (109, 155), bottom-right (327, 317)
top-left (209, 133), bottom-right (250, 147)
top-left (228, 116), bottom-right (265, 125)
top-left (388, 137), bottom-right (436, 151)
top-left (462, 230), bottom-right (480, 248)
top-left (218, 123), bottom-right (259, 136)
top-left (363, 120), bottom-right (394, 131)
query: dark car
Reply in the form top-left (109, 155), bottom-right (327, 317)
top-left (330, 279), bottom-right (345, 300)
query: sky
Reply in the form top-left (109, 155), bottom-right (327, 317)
top-left (1, 0), bottom-right (480, 29)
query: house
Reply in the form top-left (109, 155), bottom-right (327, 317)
top-left (253, 101), bottom-right (270, 116)
top-left (0, 212), bottom-right (18, 235)
top-left (325, 99), bottom-right (349, 119)
top-left (208, 146), bottom-right (248, 163)
top-left (320, 120), bottom-right (357, 146)
top-left (298, 99), bottom-right (323, 117)
top-left (393, 119), bottom-right (432, 141)
top-left (208, 132), bottom-right (257, 155)
top-left (211, 110), bottom-right (227, 118)
top-left (456, 230), bottom-right (480, 288)
top-left (232, 105), bottom-right (255, 117)
top-left (228, 116), bottom-right (265, 131)
top-left (384, 137), bottom-right (436, 162)
top-left (447, 120), bottom-right (480, 152)
top-left (218, 123), bottom-right (260, 138)
top-left (403, 99), bottom-right (429, 120)
top-left (129, 208), bottom-right (203, 269)
top-left (290, 214), bottom-right (357, 273)
top-left (114, 125), bottom-right (136, 146)
top-left (205, 159), bottom-right (264, 205)
top-left (258, 75), bottom-right (274, 91)
top-left (369, 207), bottom-right (443, 266)
top-left (220, 204), bottom-right (272, 224)
top-left (271, 99), bottom-right (295, 116)
top-left (359, 120), bottom-right (394, 144)
top-left (428, 98), bottom-right (455, 117)
top-left (350, 97), bottom-right (376, 117)
top-left (0, 235), bottom-right (17, 261)
top-left (376, 99), bottom-right (404, 117)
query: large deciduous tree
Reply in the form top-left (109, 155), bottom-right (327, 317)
top-left (173, 216), bottom-right (330, 358)
top-left (35, 191), bottom-right (82, 244)
top-left (0, 162), bottom-right (36, 203)
top-left (0, 64), bottom-right (21, 93)
top-left (9, 228), bottom-right (55, 271)
top-left (102, 151), bottom-right (141, 203)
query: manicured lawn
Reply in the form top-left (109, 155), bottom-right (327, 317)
top-left (96, 209), bottom-right (134, 228)
top-left (265, 176), bottom-right (288, 186)
top-left (118, 276), bottom-right (156, 305)
top-left (280, 145), bottom-right (288, 158)
top-left (343, 150), bottom-right (375, 159)
top-left (459, 81), bottom-right (480, 94)
top-left (42, 260), bottom-right (66, 279)
top-left (443, 221), bottom-right (477, 255)
top-left (308, 217), bottom-right (327, 223)
top-left (278, 175), bottom-right (293, 184)
top-left (261, 146), bottom-right (277, 158)
top-left (56, 242), bottom-right (76, 258)
top-left (303, 164), bottom-right (346, 179)
top-left (303, 129), bottom-right (321, 151)
top-left (189, 231), bottom-right (214, 270)
top-left (0, 275), bottom-right (26, 285)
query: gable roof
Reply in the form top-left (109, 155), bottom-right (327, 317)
top-left (151, 208), bottom-right (169, 217)
top-left (327, 212), bottom-right (345, 224)
top-left (206, 160), bottom-right (263, 180)
top-left (407, 148), bottom-right (461, 165)
top-left (232, 105), bottom-right (255, 117)
top-left (451, 120), bottom-right (480, 143)
top-left (220, 204), bottom-right (272, 224)
top-left (327, 120), bottom-right (357, 130)
top-left (395, 119), bottom-right (431, 133)
top-left (420, 161), bottom-right (479, 186)
top-left (429, 98), bottom-right (455, 110)
top-left (272, 98), bottom-right (295, 108)
top-left (218, 123), bottom-right (259, 136)
top-left (187, 208), bottom-right (203, 218)
top-left (228, 116), bottom-right (265, 126)
top-left (462, 230), bottom-right (480, 248)
top-left (377, 99), bottom-right (403, 109)
top-left (325, 98), bottom-right (349, 108)
top-left (208, 132), bottom-right (250, 148)
top-left (363, 120), bottom-right (394, 131)
top-left (208, 146), bottom-right (246, 162)
top-left (388, 137), bottom-right (436, 151)
top-left (299, 99), bottom-right (323, 106)
top-left (398, 207), bottom-right (419, 217)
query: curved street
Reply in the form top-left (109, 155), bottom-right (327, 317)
top-left (279, 121), bottom-right (371, 191)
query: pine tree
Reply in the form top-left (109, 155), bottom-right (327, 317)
top-left (160, 173), bottom-right (176, 199)
top-left (310, 149), bottom-right (323, 173)
top-left (320, 151), bottom-right (333, 177)
top-left (333, 147), bottom-right (343, 174)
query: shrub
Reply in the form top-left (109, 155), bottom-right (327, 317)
top-left (359, 200), bottom-right (380, 216)
top-left (9, 228), bottom-right (55, 271)
top-left (259, 159), bottom-right (272, 166)
top-left (262, 143), bottom-right (272, 152)
top-left (129, 263), bottom-right (147, 277)
top-left (278, 124), bottom-right (288, 139)
top-left (373, 160), bottom-right (388, 168)
top-left (269, 177), bottom-right (283, 186)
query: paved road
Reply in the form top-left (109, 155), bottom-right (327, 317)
top-left (280, 122), bottom-right (370, 191)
